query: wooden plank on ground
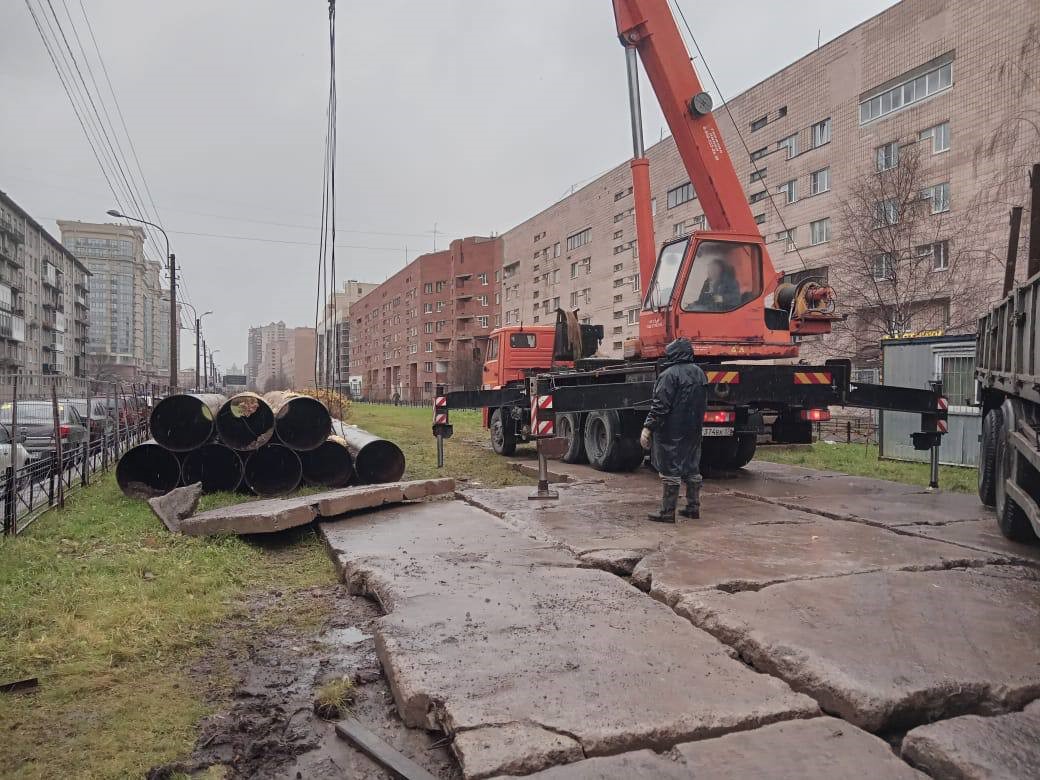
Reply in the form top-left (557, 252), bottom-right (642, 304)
top-left (335, 718), bottom-right (439, 780)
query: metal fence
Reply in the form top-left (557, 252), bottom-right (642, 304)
top-left (0, 373), bottom-right (161, 536)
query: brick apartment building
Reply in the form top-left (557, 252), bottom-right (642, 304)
top-left (316, 279), bottom-right (379, 391)
top-left (351, 237), bottom-right (502, 401)
top-left (501, 0), bottom-right (1036, 372)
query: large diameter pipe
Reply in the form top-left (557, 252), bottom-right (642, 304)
top-left (181, 443), bottom-right (244, 493)
top-left (332, 420), bottom-right (405, 484)
top-left (243, 443), bottom-right (302, 497)
top-left (149, 393), bottom-right (225, 452)
top-left (264, 391), bottom-right (332, 452)
top-left (300, 435), bottom-right (354, 487)
top-left (116, 440), bottom-right (182, 498)
top-left (216, 392), bottom-right (275, 451)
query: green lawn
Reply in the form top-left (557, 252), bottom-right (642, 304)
top-left (756, 442), bottom-right (978, 493)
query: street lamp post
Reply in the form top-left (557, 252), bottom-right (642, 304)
top-left (210, 349), bottom-right (221, 391)
top-left (180, 302), bottom-right (212, 392)
top-left (107, 209), bottom-right (177, 392)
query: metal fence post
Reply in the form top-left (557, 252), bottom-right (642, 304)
top-left (3, 465), bottom-right (13, 536)
top-left (51, 384), bottom-right (64, 510)
top-left (10, 373), bottom-right (18, 533)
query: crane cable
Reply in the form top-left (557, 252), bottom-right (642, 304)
top-left (314, 0), bottom-right (338, 390)
top-left (673, 1), bottom-right (810, 272)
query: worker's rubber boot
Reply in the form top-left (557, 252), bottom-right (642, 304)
top-left (647, 483), bottom-right (680, 523)
top-left (679, 478), bottom-right (701, 520)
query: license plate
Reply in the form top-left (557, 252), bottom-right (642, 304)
top-left (702, 426), bottom-right (734, 437)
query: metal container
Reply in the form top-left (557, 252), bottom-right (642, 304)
top-left (149, 393), bottom-right (225, 452)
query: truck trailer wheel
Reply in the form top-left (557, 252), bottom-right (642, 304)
top-left (978, 408), bottom-right (1001, 507)
top-left (584, 410), bottom-right (625, 471)
top-left (994, 411), bottom-right (1035, 542)
top-left (490, 408), bottom-right (517, 456)
top-left (728, 434), bottom-right (757, 469)
top-left (557, 413), bottom-right (587, 464)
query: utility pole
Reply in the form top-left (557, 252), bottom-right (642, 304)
top-left (169, 253), bottom-right (178, 391)
top-left (202, 338), bottom-right (208, 389)
top-left (195, 317), bottom-right (201, 392)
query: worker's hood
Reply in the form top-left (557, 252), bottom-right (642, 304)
top-left (663, 337), bottom-right (694, 365)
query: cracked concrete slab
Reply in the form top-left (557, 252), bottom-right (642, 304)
top-left (678, 566), bottom-right (1040, 732)
top-left (902, 700), bottom-right (1040, 779)
top-left (512, 717), bottom-right (927, 779)
top-left (630, 515), bottom-right (1006, 600)
top-left (904, 519), bottom-right (1040, 565)
top-left (321, 501), bottom-right (818, 778)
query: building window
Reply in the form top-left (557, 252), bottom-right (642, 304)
top-left (570, 261), bottom-right (578, 278)
top-left (922, 182), bottom-right (950, 213)
top-left (873, 253), bottom-right (896, 281)
top-left (423, 303), bottom-right (433, 313)
top-left (613, 229), bottom-right (623, 240)
top-left (937, 352), bottom-right (975, 408)
top-left (477, 294), bottom-right (488, 306)
top-left (423, 322), bottom-right (433, 333)
top-left (613, 277), bottom-right (625, 288)
top-left (435, 281), bottom-right (446, 292)
top-left (613, 293), bottom-right (623, 303)
top-left (777, 228), bottom-right (797, 253)
top-left (809, 167), bottom-right (830, 195)
top-left (875, 199), bottom-right (899, 227)
top-left (777, 179), bottom-right (797, 204)
top-left (754, 213), bottom-right (766, 225)
top-left (613, 262), bottom-right (624, 272)
top-left (750, 146), bottom-right (768, 162)
top-left (667, 181), bottom-right (695, 209)
top-left (811, 118), bottom-right (831, 148)
top-left (750, 168), bottom-right (766, 183)
top-left (477, 272), bottom-right (488, 285)
top-left (778, 133), bottom-right (798, 159)
top-left (810, 218), bottom-right (831, 245)
top-left (876, 141), bottom-right (899, 171)
top-left (859, 59), bottom-right (953, 124)
top-left (423, 283), bottom-right (433, 293)
top-left (631, 275), bottom-right (640, 292)
top-left (673, 221), bottom-right (687, 237)
top-left (554, 242), bottom-right (561, 257)
top-left (567, 228), bottom-right (591, 251)
top-left (613, 325), bottom-right (623, 335)
top-left (613, 310), bottom-right (625, 320)
top-left (425, 342), bottom-right (433, 352)
top-left (627, 308), bottom-right (639, 324)
top-left (917, 240), bottom-right (950, 271)
top-left (750, 115), bottom-right (768, 132)
top-left (494, 292), bottom-right (501, 304)
top-left (749, 190), bottom-right (768, 204)
top-left (920, 122), bottom-right (950, 154)
top-left (614, 187), bottom-right (633, 201)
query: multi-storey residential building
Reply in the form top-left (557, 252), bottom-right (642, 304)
top-left (245, 321), bottom-right (315, 391)
top-left (316, 279), bottom-right (379, 390)
top-left (351, 237), bottom-right (502, 401)
top-left (0, 191), bottom-right (90, 382)
top-left (58, 219), bottom-right (174, 383)
top-left (501, 0), bottom-right (1035, 368)
top-left (283, 326), bottom-right (316, 391)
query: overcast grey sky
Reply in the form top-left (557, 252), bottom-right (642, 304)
top-left (0, 0), bottom-right (896, 369)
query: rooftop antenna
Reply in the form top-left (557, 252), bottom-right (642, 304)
top-left (817, 29), bottom-right (821, 48)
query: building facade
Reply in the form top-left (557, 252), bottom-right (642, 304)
top-left (316, 279), bottom-right (379, 390)
top-left (501, 0), bottom-right (1035, 366)
top-left (245, 321), bottom-right (315, 391)
top-left (58, 219), bottom-right (174, 383)
top-left (351, 237), bottom-right (502, 401)
top-left (0, 191), bottom-right (90, 382)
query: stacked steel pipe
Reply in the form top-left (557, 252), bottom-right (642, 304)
top-left (117, 391), bottom-right (406, 498)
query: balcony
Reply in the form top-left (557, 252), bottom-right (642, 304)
top-left (0, 268), bottom-right (24, 291)
top-left (42, 311), bottom-right (57, 330)
top-left (43, 264), bottom-right (59, 289)
top-left (42, 291), bottom-right (64, 310)
top-left (0, 241), bottom-right (22, 268)
top-left (0, 218), bottom-right (24, 244)
top-left (0, 342), bottom-right (24, 367)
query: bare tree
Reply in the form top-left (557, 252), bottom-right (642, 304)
top-left (831, 142), bottom-right (990, 363)
top-left (262, 371), bottom-right (290, 393)
top-left (449, 350), bottom-right (483, 391)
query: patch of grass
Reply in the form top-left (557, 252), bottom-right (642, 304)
top-left (0, 474), bottom-right (335, 779)
top-left (756, 442), bottom-right (977, 493)
top-left (349, 404), bottom-right (532, 487)
top-left (313, 675), bottom-right (356, 720)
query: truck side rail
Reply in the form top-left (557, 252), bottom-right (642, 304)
top-left (977, 270), bottom-right (1040, 407)
top-left (443, 388), bottom-right (526, 410)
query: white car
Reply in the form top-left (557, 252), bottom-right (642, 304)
top-left (0, 424), bottom-right (30, 472)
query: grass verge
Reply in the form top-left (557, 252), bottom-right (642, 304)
top-left (755, 442), bottom-right (977, 493)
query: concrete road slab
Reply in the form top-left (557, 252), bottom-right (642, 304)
top-left (721, 460), bottom-right (925, 500)
top-left (513, 717), bottom-right (926, 779)
top-left (322, 501), bottom-right (818, 778)
top-left (905, 518), bottom-right (1040, 564)
top-left (902, 700), bottom-right (1040, 779)
top-left (679, 566), bottom-right (1040, 732)
top-left (631, 516), bottom-right (1006, 602)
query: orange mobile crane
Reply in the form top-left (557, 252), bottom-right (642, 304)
top-left (434, 0), bottom-right (947, 475)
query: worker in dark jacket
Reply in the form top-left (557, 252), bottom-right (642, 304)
top-left (639, 337), bottom-right (707, 522)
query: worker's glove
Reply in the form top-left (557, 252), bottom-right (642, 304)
top-left (639, 427), bottom-right (652, 450)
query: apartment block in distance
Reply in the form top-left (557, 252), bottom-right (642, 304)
top-left (500, 0), bottom-right (1035, 373)
top-left (351, 237), bottom-right (502, 401)
top-left (58, 219), bottom-right (174, 384)
top-left (245, 321), bottom-right (315, 391)
top-left (316, 279), bottom-right (379, 391)
top-left (0, 191), bottom-right (90, 383)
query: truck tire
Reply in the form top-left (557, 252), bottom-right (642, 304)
top-left (978, 408), bottom-right (1001, 507)
top-left (583, 410), bottom-right (624, 471)
top-left (701, 435), bottom-right (738, 473)
top-left (490, 408), bottom-right (517, 456)
top-left (728, 434), bottom-right (757, 469)
top-left (557, 413), bottom-right (587, 464)
top-left (994, 411), bottom-right (1036, 542)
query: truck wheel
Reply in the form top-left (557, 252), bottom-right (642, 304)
top-left (490, 408), bottom-right (516, 456)
top-left (994, 412), bottom-right (1035, 542)
top-left (701, 436), bottom-right (737, 473)
top-left (615, 436), bottom-right (646, 472)
top-left (583, 410), bottom-right (623, 471)
top-left (557, 413), bottom-right (587, 464)
top-left (729, 434), bottom-right (757, 469)
top-left (978, 408), bottom-right (1001, 507)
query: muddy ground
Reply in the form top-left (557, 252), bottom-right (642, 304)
top-left (149, 583), bottom-right (459, 779)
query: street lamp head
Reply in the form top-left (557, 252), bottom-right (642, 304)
top-left (203, 310), bottom-right (213, 317)
top-left (106, 209), bottom-right (124, 218)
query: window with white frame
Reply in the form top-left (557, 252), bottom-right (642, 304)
top-left (477, 272), bottom-right (488, 285)
top-left (554, 242), bottom-right (561, 257)
top-left (875, 199), bottom-right (899, 227)
top-left (673, 221), bottom-right (688, 237)
top-left (750, 146), bottom-right (768, 162)
top-left (750, 168), bottom-right (767, 183)
top-left (477, 294), bottom-right (488, 306)
top-left (917, 240), bottom-right (949, 271)
top-left (667, 181), bottom-right (695, 209)
top-left (920, 122), bottom-right (950, 154)
top-left (778, 228), bottom-right (797, 253)
top-left (778, 133), bottom-right (798, 159)
top-left (570, 261), bottom-right (578, 278)
top-left (809, 218), bottom-right (831, 245)
top-left (778, 179), bottom-right (797, 204)
top-left (566, 228), bottom-right (591, 251)
top-left (859, 59), bottom-right (953, 124)
top-left (936, 351), bottom-right (976, 410)
top-left (423, 303), bottom-right (433, 313)
top-left (876, 141), bottom-right (899, 171)
top-left (811, 118), bottom-right (831, 148)
top-left (810, 167), bottom-right (830, 195)
top-left (873, 253), bottom-right (896, 281)
top-left (476, 315), bottom-right (489, 328)
top-left (922, 182), bottom-right (950, 213)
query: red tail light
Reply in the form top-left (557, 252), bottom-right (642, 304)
top-left (703, 410), bottom-right (735, 424)
top-left (800, 408), bottom-right (831, 422)
top-left (58, 425), bottom-right (71, 438)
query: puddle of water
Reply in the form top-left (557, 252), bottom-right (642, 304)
top-left (322, 626), bottom-right (372, 645)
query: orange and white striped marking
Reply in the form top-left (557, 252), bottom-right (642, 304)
top-left (937, 419), bottom-right (948, 433)
top-left (706, 370), bottom-right (740, 384)
top-left (534, 419), bottom-right (554, 436)
top-left (435, 396), bottom-right (447, 408)
top-left (434, 413), bottom-right (448, 425)
top-left (793, 371), bottom-right (832, 385)
top-left (532, 395), bottom-right (553, 411)
top-left (937, 397), bottom-right (948, 412)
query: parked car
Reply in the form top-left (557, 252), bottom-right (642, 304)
top-left (0, 423), bottom-right (31, 472)
top-left (0, 401), bottom-right (89, 458)
top-left (65, 397), bottom-right (114, 437)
